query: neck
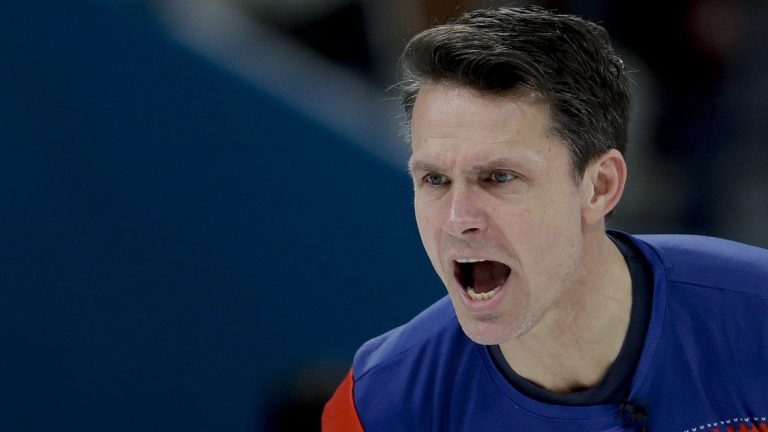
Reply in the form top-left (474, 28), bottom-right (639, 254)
top-left (499, 228), bottom-right (632, 393)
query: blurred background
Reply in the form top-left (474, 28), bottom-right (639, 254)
top-left (2, 0), bottom-right (767, 431)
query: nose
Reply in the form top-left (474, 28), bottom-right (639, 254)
top-left (444, 184), bottom-right (488, 237)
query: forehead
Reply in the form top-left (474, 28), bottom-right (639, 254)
top-left (413, 83), bottom-right (547, 119)
top-left (409, 83), bottom-right (564, 167)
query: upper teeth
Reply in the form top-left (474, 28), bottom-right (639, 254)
top-left (456, 258), bottom-right (486, 263)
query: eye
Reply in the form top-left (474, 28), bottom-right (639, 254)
top-left (488, 170), bottom-right (517, 183)
top-left (423, 173), bottom-right (450, 186)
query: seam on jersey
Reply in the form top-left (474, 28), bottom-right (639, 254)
top-left (644, 241), bottom-right (768, 299)
top-left (670, 279), bottom-right (768, 300)
top-left (636, 234), bottom-right (768, 298)
top-left (349, 368), bottom-right (367, 432)
top-left (354, 344), bottom-right (419, 383)
top-left (634, 235), bottom-right (676, 277)
top-left (625, 235), bottom-right (672, 401)
top-left (630, 269), bottom-right (670, 400)
top-left (353, 315), bottom-right (459, 384)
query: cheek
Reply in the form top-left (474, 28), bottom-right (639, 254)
top-left (509, 194), bottom-right (583, 271)
top-left (414, 199), bottom-right (441, 253)
top-left (414, 201), bottom-right (452, 286)
top-left (413, 200), bottom-right (429, 235)
top-left (532, 184), bottom-right (583, 232)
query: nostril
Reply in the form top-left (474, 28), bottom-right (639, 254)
top-left (445, 214), bottom-right (488, 237)
top-left (444, 224), bottom-right (485, 238)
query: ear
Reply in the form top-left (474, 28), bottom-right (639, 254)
top-left (580, 149), bottom-right (627, 224)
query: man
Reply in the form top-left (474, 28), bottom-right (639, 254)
top-left (323, 6), bottom-right (768, 431)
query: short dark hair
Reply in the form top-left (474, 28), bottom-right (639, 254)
top-left (399, 6), bottom-right (630, 179)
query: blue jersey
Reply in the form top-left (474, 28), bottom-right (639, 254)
top-left (323, 234), bottom-right (768, 432)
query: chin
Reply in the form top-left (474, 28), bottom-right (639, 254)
top-left (455, 313), bottom-right (532, 346)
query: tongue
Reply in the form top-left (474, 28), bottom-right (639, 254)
top-left (472, 261), bottom-right (509, 293)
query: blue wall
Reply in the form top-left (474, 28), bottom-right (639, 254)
top-left (0, 1), bottom-right (442, 430)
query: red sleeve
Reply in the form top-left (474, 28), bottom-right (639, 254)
top-left (322, 368), bottom-right (365, 432)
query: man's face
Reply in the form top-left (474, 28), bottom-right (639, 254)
top-left (409, 84), bottom-right (589, 345)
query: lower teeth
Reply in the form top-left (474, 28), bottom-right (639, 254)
top-left (467, 286), bottom-right (500, 301)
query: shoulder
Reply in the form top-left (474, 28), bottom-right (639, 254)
top-left (620, 233), bottom-right (768, 418)
top-left (352, 295), bottom-right (464, 380)
top-left (349, 296), bottom-right (479, 431)
top-left (632, 233), bottom-right (768, 297)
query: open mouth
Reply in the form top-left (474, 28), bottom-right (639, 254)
top-left (453, 259), bottom-right (512, 301)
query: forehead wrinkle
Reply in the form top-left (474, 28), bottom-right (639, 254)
top-left (412, 140), bottom-right (547, 165)
top-left (470, 154), bottom-right (544, 172)
top-left (413, 116), bottom-right (556, 153)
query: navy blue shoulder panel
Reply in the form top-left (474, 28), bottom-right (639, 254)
top-left (352, 296), bottom-right (458, 380)
top-left (350, 296), bottom-right (484, 431)
top-left (637, 234), bottom-right (768, 298)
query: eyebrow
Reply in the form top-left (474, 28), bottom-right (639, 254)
top-left (408, 157), bottom-right (531, 175)
top-left (407, 160), bottom-right (441, 175)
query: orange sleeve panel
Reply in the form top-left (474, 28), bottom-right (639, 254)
top-left (322, 368), bottom-right (365, 432)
